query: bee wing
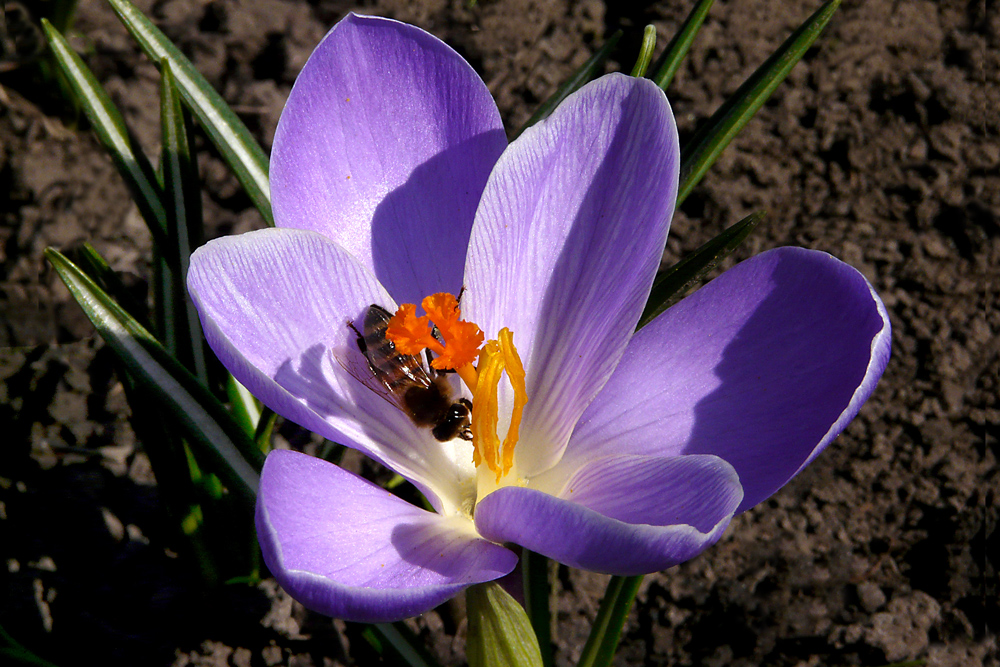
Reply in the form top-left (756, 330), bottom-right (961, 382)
top-left (330, 343), bottom-right (407, 413)
top-left (362, 304), bottom-right (435, 387)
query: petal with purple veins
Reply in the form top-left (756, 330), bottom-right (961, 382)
top-left (475, 454), bottom-right (741, 575)
top-left (562, 247), bottom-right (892, 512)
top-left (257, 449), bottom-right (517, 623)
top-left (270, 14), bottom-right (507, 306)
top-left (463, 74), bottom-right (680, 477)
top-left (187, 227), bottom-right (476, 512)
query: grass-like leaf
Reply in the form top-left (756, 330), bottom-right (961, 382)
top-left (45, 248), bottom-right (263, 503)
top-left (678, 0), bottom-right (841, 204)
top-left (630, 25), bottom-right (657, 78)
top-left (512, 30), bottom-right (623, 139)
top-left (575, 575), bottom-right (643, 667)
top-left (160, 59), bottom-right (209, 383)
top-left (253, 407), bottom-right (277, 456)
top-left (649, 0), bottom-right (715, 90)
top-left (105, 0), bottom-right (273, 225)
top-left (364, 623), bottom-right (441, 667)
top-left (638, 210), bottom-right (764, 330)
top-left (0, 621), bottom-right (62, 667)
top-left (522, 549), bottom-right (553, 667)
top-left (227, 374), bottom-right (263, 437)
top-left (70, 243), bottom-right (150, 330)
top-left (41, 19), bottom-right (167, 244)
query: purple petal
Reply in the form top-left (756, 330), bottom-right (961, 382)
top-left (187, 228), bottom-right (476, 512)
top-left (270, 14), bottom-right (507, 306)
top-left (563, 247), bottom-right (892, 512)
top-left (463, 74), bottom-right (680, 477)
top-left (257, 450), bottom-right (516, 622)
top-left (475, 455), bottom-right (741, 575)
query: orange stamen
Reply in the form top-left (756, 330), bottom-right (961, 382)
top-left (421, 293), bottom-right (461, 326)
top-left (385, 303), bottom-right (438, 355)
top-left (386, 293), bottom-right (483, 370)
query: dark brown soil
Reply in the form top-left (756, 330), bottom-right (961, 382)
top-left (1, 0), bottom-right (996, 666)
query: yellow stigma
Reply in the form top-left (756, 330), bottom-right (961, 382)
top-left (471, 328), bottom-right (527, 484)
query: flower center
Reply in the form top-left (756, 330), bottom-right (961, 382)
top-left (386, 293), bottom-right (528, 493)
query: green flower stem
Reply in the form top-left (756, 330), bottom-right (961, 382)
top-left (677, 0), bottom-right (841, 205)
top-left (630, 25), bottom-right (658, 78)
top-left (513, 30), bottom-right (622, 139)
top-left (522, 549), bottom-right (553, 667)
top-left (576, 575), bottom-right (643, 667)
top-left (649, 0), bottom-right (715, 90)
top-left (638, 210), bottom-right (764, 330)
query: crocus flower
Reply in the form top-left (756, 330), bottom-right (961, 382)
top-left (187, 14), bottom-right (891, 623)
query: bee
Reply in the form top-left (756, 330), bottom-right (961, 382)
top-left (346, 304), bottom-right (473, 442)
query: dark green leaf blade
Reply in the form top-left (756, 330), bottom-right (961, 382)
top-left (45, 248), bottom-right (263, 502)
top-left (160, 59), bottom-right (209, 383)
top-left (512, 30), bottom-right (622, 139)
top-left (365, 623), bottom-right (441, 667)
top-left (649, 0), bottom-right (715, 90)
top-left (522, 549), bottom-right (553, 667)
top-left (105, 0), bottom-right (273, 225)
top-left (639, 210), bottom-right (763, 330)
top-left (41, 19), bottom-right (167, 244)
top-left (677, 0), bottom-right (841, 204)
top-left (70, 242), bottom-right (151, 330)
top-left (576, 575), bottom-right (643, 667)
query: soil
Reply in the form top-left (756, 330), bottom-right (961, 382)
top-left (0, 0), bottom-right (997, 666)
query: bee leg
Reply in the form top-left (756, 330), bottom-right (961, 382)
top-left (346, 320), bottom-right (367, 354)
top-left (458, 398), bottom-right (473, 440)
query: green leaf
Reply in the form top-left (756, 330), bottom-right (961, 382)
top-left (365, 623), bottom-right (441, 667)
top-left (576, 575), bottom-right (643, 667)
top-left (638, 210), bottom-right (763, 329)
top-left (253, 407), bottom-right (277, 456)
top-left (0, 622), bottom-right (62, 667)
top-left (467, 581), bottom-right (544, 667)
top-left (160, 58), bottom-right (209, 383)
top-left (512, 30), bottom-right (623, 139)
top-left (105, 0), bottom-right (273, 225)
top-left (45, 248), bottom-right (263, 502)
top-left (41, 19), bottom-right (167, 244)
top-left (649, 0), bottom-right (715, 90)
top-left (630, 25), bottom-right (657, 78)
top-left (70, 243), bottom-right (150, 330)
top-left (678, 0), bottom-right (841, 205)
top-left (522, 549), bottom-right (553, 667)
top-left (226, 374), bottom-right (262, 436)
top-left (50, 0), bottom-right (79, 34)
